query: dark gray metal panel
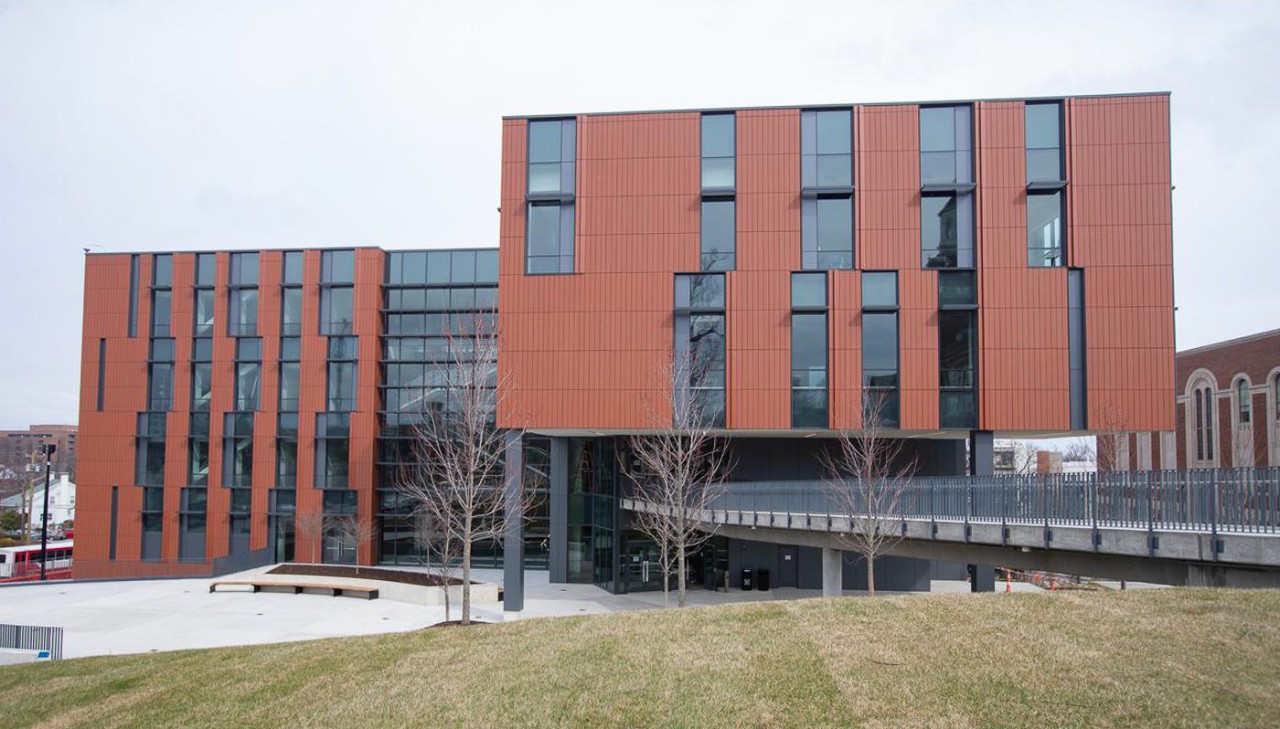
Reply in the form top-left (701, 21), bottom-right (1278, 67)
top-left (503, 430), bottom-right (525, 611)
top-left (969, 430), bottom-right (994, 477)
top-left (548, 437), bottom-right (569, 584)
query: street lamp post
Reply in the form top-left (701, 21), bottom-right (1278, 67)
top-left (39, 443), bottom-right (56, 581)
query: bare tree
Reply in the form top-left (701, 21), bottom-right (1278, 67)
top-left (1093, 404), bottom-right (1131, 473)
top-left (625, 352), bottom-right (733, 608)
top-left (335, 515), bottom-right (377, 575)
top-left (395, 310), bottom-right (526, 625)
top-left (295, 511), bottom-right (327, 564)
top-left (821, 392), bottom-right (917, 596)
top-left (412, 512), bottom-right (461, 622)
top-left (1062, 438), bottom-right (1095, 464)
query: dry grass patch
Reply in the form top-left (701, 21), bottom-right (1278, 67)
top-left (2, 589), bottom-right (1279, 727)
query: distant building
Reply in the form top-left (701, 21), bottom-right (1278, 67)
top-left (1117, 329), bottom-right (1279, 471)
top-left (0, 473), bottom-right (76, 529)
top-left (0, 425), bottom-right (78, 480)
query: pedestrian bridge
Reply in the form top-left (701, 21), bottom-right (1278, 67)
top-left (622, 468), bottom-right (1280, 587)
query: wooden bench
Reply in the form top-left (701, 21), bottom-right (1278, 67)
top-left (209, 580), bottom-right (379, 600)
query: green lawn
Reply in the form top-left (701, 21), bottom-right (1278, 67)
top-left (4, 589), bottom-right (1280, 728)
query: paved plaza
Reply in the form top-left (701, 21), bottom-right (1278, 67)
top-left (0, 567), bottom-right (1038, 660)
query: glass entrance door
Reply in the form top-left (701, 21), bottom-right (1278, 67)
top-left (625, 539), bottom-right (663, 592)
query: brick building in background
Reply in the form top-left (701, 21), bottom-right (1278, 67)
top-left (1113, 329), bottom-right (1279, 472)
top-left (0, 424), bottom-right (78, 501)
top-left (75, 92), bottom-right (1175, 590)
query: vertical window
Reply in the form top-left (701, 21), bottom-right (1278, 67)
top-left (938, 271), bottom-right (977, 430)
top-left (1238, 379), bottom-right (1252, 424)
top-left (279, 362), bottom-right (300, 412)
top-left (327, 336), bottom-right (358, 412)
top-left (1195, 388), bottom-right (1205, 461)
top-left (127, 254), bottom-right (139, 338)
top-left (281, 287), bottom-right (302, 336)
top-left (701, 113), bottom-right (735, 190)
top-left (1274, 375), bottom-right (1280, 420)
top-left (526, 118), bottom-right (576, 274)
top-left (861, 272), bottom-right (899, 427)
top-left (700, 198), bottom-right (735, 271)
top-left (96, 338), bottom-right (106, 411)
top-left (801, 109), bottom-right (854, 270)
top-left (320, 249), bottom-right (355, 336)
top-left (674, 273), bottom-right (727, 428)
top-left (147, 338), bottom-right (175, 411)
top-left (282, 251), bottom-right (304, 285)
top-left (315, 413), bottom-right (350, 489)
top-left (223, 412), bottom-right (254, 488)
top-left (179, 487), bottom-right (207, 561)
top-left (922, 193), bottom-right (974, 269)
top-left (189, 413), bottom-right (210, 486)
top-left (1204, 387), bottom-right (1216, 461)
top-left (1068, 269), bottom-right (1086, 429)
top-left (135, 412), bottom-right (167, 486)
top-left (228, 252), bottom-right (259, 336)
top-left (791, 273), bottom-right (828, 428)
top-left (191, 339), bottom-right (212, 411)
top-left (150, 289), bottom-right (171, 337)
top-left (193, 289), bottom-right (215, 335)
top-left (194, 253), bottom-right (215, 287)
top-left (234, 337), bottom-right (262, 411)
top-left (1028, 190), bottom-right (1065, 267)
top-left (1025, 102), bottom-right (1064, 182)
top-left (152, 253), bottom-right (173, 287)
top-left (920, 105), bottom-right (973, 185)
top-left (276, 413), bottom-right (298, 489)
top-left (141, 486), bottom-right (163, 559)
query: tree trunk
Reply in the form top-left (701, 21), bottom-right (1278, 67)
top-left (661, 544), bottom-right (670, 608)
top-left (866, 555), bottom-right (876, 597)
top-left (677, 547), bottom-right (687, 608)
top-left (462, 536), bottom-right (472, 626)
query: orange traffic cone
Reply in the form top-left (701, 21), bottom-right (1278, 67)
top-left (1051, 578), bottom-right (1058, 592)
top-left (1005, 570), bottom-right (1012, 593)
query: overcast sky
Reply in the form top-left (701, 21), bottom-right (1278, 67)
top-left (0, 1), bottom-right (1276, 429)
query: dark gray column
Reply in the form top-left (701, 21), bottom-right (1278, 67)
top-left (968, 430), bottom-right (994, 476)
top-left (503, 430), bottom-right (525, 612)
top-left (968, 429), bottom-right (996, 591)
top-left (548, 437), bottom-right (569, 584)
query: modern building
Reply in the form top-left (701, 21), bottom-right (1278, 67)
top-left (1116, 329), bottom-right (1279, 471)
top-left (74, 92), bottom-right (1175, 592)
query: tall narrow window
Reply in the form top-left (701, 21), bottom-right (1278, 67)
top-left (1238, 379), bottom-right (1252, 424)
top-left (1204, 387), bottom-right (1216, 461)
top-left (938, 271), bottom-right (977, 429)
top-left (791, 273), bottom-right (828, 428)
top-left (228, 252), bottom-right (259, 336)
top-left (191, 339), bottom-right (212, 412)
top-left (1025, 102), bottom-right (1064, 182)
top-left (141, 486), bottom-right (163, 559)
top-left (674, 273), bottom-right (726, 428)
top-left (223, 412), bottom-right (254, 488)
top-left (179, 487), bottom-right (207, 561)
top-left (861, 272), bottom-right (899, 427)
top-left (315, 413), bottom-right (350, 488)
top-left (234, 337), bottom-right (262, 411)
top-left (920, 106), bottom-right (974, 269)
top-left (320, 250), bottom-right (355, 336)
top-left (147, 338), bottom-right (174, 411)
top-left (801, 109), bottom-right (854, 270)
top-left (96, 338), bottom-right (106, 411)
top-left (700, 198), bottom-right (735, 271)
top-left (127, 254), bottom-right (139, 338)
top-left (1068, 269), bottom-right (1086, 429)
top-left (701, 113), bottom-right (735, 191)
top-left (526, 118), bottom-right (576, 274)
top-left (1195, 388), bottom-right (1205, 461)
top-left (135, 412), bottom-right (167, 486)
top-left (327, 336), bottom-right (358, 412)
top-left (276, 413), bottom-right (298, 489)
top-left (1028, 191), bottom-right (1064, 267)
top-left (188, 413), bottom-right (210, 486)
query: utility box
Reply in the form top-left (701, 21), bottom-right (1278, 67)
top-left (740, 568), bottom-right (754, 591)
top-left (757, 569), bottom-right (770, 591)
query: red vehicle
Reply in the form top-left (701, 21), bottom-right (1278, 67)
top-left (0, 540), bottom-right (73, 582)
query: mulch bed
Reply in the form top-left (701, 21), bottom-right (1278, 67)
top-left (269, 564), bottom-right (468, 587)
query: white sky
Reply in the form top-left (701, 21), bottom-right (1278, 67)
top-left (1, 0), bottom-right (1277, 428)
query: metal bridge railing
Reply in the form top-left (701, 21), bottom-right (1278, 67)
top-left (693, 468), bottom-right (1280, 536)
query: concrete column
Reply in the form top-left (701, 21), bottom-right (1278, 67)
top-left (822, 548), bottom-right (843, 597)
top-left (968, 430), bottom-right (995, 591)
top-left (502, 431), bottom-right (525, 613)
top-left (548, 437), bottom-right (569, 584)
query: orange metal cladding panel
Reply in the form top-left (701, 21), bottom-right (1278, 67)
top-left (76, 254), bottom-right (143, 570)
top-left (729, 109), bottom-right (799, 429)
top-left (499, 113), bottom-right (700, 430)
top-left (975, 101), bottom-right (1070, 431)
top-left (856, 105), bottom-right (938, 429)
top-left (1068, 95), bottom-right (1174, 431)
top-left (294, 249), bottom-right (324, 559)
top-left (351, 249), bottom-right (383, 565)
top-left (830, 270), bottom-right (862, 429)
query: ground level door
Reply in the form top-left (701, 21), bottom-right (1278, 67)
top-left (776, 545), bottom-right (799, 588)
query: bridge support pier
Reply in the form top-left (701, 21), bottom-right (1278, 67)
top-left (822, 548), bottom-right (843, 597)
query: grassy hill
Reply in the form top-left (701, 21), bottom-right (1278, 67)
top-left (3, 589), bottom-right (1280, 727)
